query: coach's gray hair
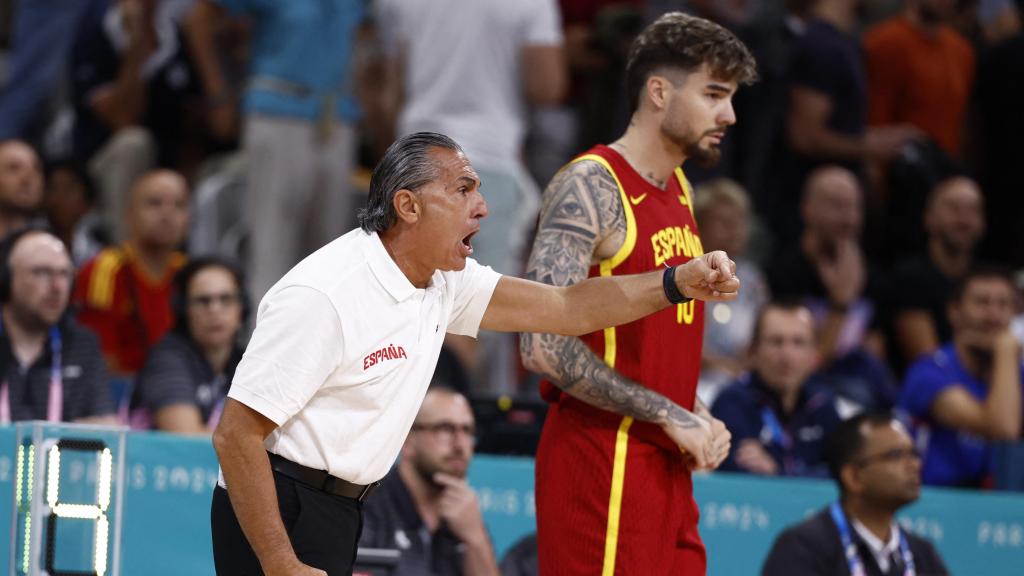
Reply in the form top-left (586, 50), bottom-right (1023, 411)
top-left (358, 132), bottom-right (463, 233)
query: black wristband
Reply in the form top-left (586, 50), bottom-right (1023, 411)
top-left (663, 265), bottom-right (692, 305)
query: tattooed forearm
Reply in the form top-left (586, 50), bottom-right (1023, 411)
top-left (520, 331), bottom-right (701, 429)
top-left (693, 397), bottom-right (712, 420)
top-left (520, 158), bottom-right (699, 430)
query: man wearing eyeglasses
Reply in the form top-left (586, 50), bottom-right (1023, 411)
top-left (359, 385), bottom-right (499, 575)
top-left (762, 412), bottom-right (948, 576)
top-left (0, 227), bottom-right (116, 425)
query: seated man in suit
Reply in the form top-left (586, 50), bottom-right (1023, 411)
top-left (762, 412), bottom-right (948, 576)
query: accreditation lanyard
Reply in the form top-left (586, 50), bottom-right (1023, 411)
top-left (829, 502), bottom-right (916, 576)
top-left (760, 407), bottom-right (794, 473)
top-left (0, 323), bottom-right (63, 424)
top-left (206, 379), bottom-right (227, 431)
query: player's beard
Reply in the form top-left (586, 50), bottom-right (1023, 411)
top-left (668, 122), bottom-right (723, 168)
top-left (685, 137), bottom-right (722, 168)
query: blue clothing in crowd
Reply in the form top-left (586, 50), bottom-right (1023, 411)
top-left (900, 343), bottom-right (1024, 487)
top-left (0, 0), bottom-right (96, 140)
top-left (214, 0), bottom-right (366, 122)
top-left (711, 372), bottom-right (843, 477)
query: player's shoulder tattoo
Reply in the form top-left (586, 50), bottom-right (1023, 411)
top-left (539, 159), bottom-right (626, 242)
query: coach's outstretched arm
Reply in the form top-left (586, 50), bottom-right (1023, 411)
top-left (480, 251), bottom-right (738, 336)
top-left (503, 160), bottom-right (734, 469)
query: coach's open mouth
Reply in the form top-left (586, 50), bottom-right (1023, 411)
top-left (461, 230), bottom-right (477, 255)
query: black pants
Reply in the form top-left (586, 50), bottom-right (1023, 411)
top-left (211, 471), bottom-right (362, 575)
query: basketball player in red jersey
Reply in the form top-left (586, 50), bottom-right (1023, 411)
top-left (521, 13), bottom-right (758, 575)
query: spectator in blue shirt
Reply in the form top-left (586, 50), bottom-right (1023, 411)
top-left (900, 266), bottom-right (1023, 487)
top-left (185, 0), bottom-right (368, 300)
top-left (712, 300), bottom-right (843, 477)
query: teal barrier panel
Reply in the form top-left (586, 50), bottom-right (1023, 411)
top-left (2, 428), bottom-right (1023, 574)
top-left (467, 456), bottom-right (1024, 575)
top-left (694, 472), bottom-right (1024, 575)
top-left (120, 431), bottom-right (219, 575)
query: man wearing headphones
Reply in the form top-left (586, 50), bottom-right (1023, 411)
top-left (135, 256), bottom-right (248, 434)
top-left (0, 227), bottom-right (116, 424)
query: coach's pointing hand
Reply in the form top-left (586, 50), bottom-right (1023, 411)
top-left (674, 251), bottom-right (740, 302)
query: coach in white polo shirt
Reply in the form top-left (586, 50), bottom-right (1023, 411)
top-left (210, 132), bottom-right (741, 576)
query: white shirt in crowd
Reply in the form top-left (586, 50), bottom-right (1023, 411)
top-left (227, 228), bottom-right (501, 485)
top-left (852, 518), bottom-right (904, 574)
top-left (375, 0), bottom-right (563, 171)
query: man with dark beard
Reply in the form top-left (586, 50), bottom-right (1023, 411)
top-left (890, 176), bottom-right (985, 371)
top-left (770, 165), bottom-right (897, 414)
top-left (898, 267), bottom-right (1023, 487)
top-left (359, 386), bottom-right (499, 576)
top-left (520, 12), bottom-right (757, 575)
top-left (762, 412), bottom-right (949, 575)
top-left (0, 140), bottom-right (44, 238)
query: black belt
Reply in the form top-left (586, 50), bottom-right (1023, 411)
top-left (268, 452), bottom-right (379, 502)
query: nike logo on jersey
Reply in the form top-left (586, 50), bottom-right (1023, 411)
top-left (629, 193), bottom-right (648, 205)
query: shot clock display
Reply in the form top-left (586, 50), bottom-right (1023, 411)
top-left (9, 422), bottom-right (126, 576)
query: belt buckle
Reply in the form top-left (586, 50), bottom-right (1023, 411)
top-left (357, 481), bottom-right (380, 502)
top-left (321, 475), bottom-right (337, 494)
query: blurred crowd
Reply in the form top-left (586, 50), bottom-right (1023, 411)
top-left (0, 0), bottom-right (1022, 498)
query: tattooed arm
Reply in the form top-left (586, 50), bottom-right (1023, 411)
top-left (479, 178), bottom-right (740, 336)
top-left (516, 160), bottom-right (728, 468)
top-left (694, 397), bottom-right (712, 419)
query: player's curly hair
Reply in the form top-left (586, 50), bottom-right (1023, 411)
top-left (624, 12), bottom-right (758, 116)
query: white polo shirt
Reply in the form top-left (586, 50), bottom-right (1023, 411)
top-left (227, 228), bottom-right (501, 485)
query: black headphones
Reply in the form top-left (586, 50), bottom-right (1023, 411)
top-left (0, 225), bottom-right (61, 303)
top-left (171, 255), bottom-right (252, 334)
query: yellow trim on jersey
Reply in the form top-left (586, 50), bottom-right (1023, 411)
top-left (674, 167), bottom-right (695, 219)
top-left (569, 153), bottom-right (638, 366)
top-left (86, 249), bottom-right (125, 310)
top-left (562, 154), bottom-right (638, 573)
top-left (602, 415), bottom-right (634, 576)
top-left (571, 154), bottom-right (638, 273)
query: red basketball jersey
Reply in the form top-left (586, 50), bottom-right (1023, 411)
top-left (540, 145), bottom-right (706, 451)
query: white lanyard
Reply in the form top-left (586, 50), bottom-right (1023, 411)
top-left (830, 502), bottom-right (916, 576)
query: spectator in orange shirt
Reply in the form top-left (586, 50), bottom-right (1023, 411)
top-left (864, 0), bottom-right (975, 159)
top-left (74, 169), bottom-right (190, 376)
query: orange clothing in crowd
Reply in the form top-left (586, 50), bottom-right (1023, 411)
top-left (74, 245), bottom-right (186, 375)
top-left (864, 16), bottom-right (975, 158)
